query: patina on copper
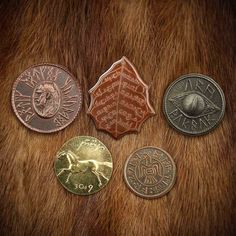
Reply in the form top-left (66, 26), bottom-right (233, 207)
top-left (88, 56), bottom-right (155, 139)
top-left (11, 64), bottom-right (82, 133)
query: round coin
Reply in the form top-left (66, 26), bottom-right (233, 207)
top-left (54, 136), bottom-right (113, 195)
top-left (11, 64), bottom-right (82, 133)
top-left (124, 147), bottom-right (176, 199)
top-left (163, 73), bottom-right (225, 135)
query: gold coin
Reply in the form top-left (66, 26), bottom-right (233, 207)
top-left (54, 136), bottom-right (113, 195)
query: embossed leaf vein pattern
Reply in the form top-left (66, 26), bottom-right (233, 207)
top-left (88, 57), bottom-right (155, 138)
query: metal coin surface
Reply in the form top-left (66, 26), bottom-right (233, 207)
top-left (124, 147), bottom-right (176, 199)
top-left (88, 56), bottom-right (155, 139)
top-left (54, 136), bottom-right (113, 195)
top-left (163, 73), bottom-right (225, 135)
top-left (11, 64), bottom-right (82, 133)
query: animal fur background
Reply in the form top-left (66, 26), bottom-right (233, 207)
top-left (0, 0), bottom-right (235, 235)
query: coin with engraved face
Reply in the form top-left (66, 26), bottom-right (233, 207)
top-left (163, 74), bottom-right (225, 135)
top-left (124, 147), bottom-right (176, 199)
top-left (54, 136), bottom-right (113, 195)
top-left (11, 64), bottom-right (82, 133)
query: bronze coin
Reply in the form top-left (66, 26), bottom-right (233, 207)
top-left (124, 147), bottom-right (176, 199)
top-left (88, 56), bottom-right (155, 139)
top-left (11, 64), bottom-right (82, 133)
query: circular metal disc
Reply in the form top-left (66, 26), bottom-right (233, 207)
top-left (163, 73), bottom-right (225, 135)
top-left (11, 64), bottom-right (82, 133)
top-left (124, 147), bottom-right (176, 199)
top-left (54, 136), bottom-right (113, 195)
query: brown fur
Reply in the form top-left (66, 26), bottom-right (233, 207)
top-left (0, 0), bottom-right (235, 235)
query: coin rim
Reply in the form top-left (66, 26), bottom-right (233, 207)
top-left (124, 146), bottom-right (176, 199)
top-left (54, 136), bottom-right (113, 195)
top-left (163, 73), bottom-right (226, 136)
top-left (11, 63), bottom-right (83, 133)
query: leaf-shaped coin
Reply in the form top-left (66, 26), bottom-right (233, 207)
top-left (88, 56), bottom-right (155, 139)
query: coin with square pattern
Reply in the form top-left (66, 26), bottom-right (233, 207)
top-left (163, 73), bottom-right (225, 135)
top-left (124, 147), bottom-right (176, 198)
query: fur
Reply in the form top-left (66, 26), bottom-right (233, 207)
top-left (0, 0), bottom-right (235, 235)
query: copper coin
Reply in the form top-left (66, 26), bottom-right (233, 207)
top-left (11, 64), bottom-right (82, 133)
top-left (124, 147), bottom-right (176, 199)
top-left (88, 56), bottom-right (155, 139)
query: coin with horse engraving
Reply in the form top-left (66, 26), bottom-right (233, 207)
top-left (11, 64), bottom-right (82, 133)
top-left (54, 136), bottom-right (113, 195)
top-left (163, 74), bottom-right (225, 135)
top-left (124, 147), bottom-right (176, 199)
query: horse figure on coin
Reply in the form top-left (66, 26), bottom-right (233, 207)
top-left (57, 149), bottom-right (112, 187)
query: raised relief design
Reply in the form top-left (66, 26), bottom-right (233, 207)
top-left (88, 56), bottom-right (155, 139)
top-left (169, 79), bottom-right (220, 119)
top-left (57, 150), bottom-right (112, 187)
top-left (124, 147), bottom-right (176, 198)
top-left (33, 82), bottom-right (61, 118)
top-left (55, 137), bottom-right (113, 194)
top-left (163, 74), bottom-right (225, 135)
top-left (136, 154), bottom-right (163, 185)
top-left (12, 64), bottom-right (82, 133)
top-left (169, 91), bottom-right (220, 119)
top-left (14, 90), bottom-right (35, 122)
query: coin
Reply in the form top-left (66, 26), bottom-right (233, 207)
top-left (124, 147), bottom-right (176, 199)
top-left (163, 73), bottom-right (225, 135)
top-left (88, 56), bottom-right (155, 139)
top-left (54, 136), bottom-right (113, 195)
top-left (11, 64), bottom-right (82, 133)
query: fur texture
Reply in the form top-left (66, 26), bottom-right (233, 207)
top-left (0, 0), bottom-right (235, 235)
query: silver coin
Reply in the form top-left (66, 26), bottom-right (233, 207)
top-left (163, 73), bottom-right (225, 135)
top-left (124, 147), bottom-right (176, 199)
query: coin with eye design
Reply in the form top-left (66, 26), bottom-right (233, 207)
top-left (163, 73), bottom-right (225, 135)
top-left (54, 136), bottom-right (113, 195)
